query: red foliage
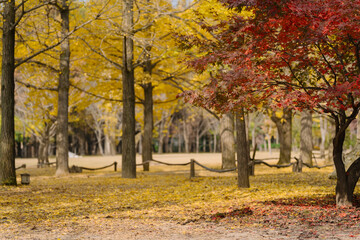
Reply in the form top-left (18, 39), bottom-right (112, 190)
top-left (180, 0), bottom-right (360, 114)
top-left (209, 195), bottom-right (360, 236)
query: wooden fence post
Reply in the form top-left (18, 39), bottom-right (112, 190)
top-left (114, 162), bottom-right (118, 172)
top-left (292, 158), bottom-right (302, 173)
top-left (190, 159), bottom-right (195, 178)
top-left (249, 161), bottom-right (255, 176)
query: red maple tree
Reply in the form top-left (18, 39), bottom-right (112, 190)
top-left (180, 0), bottom-right (360, 206)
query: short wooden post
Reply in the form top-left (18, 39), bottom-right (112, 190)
top-left (249, 160), bottom-right (255, 176)
top-left (292, 157), bottom-right (302, 173)
top-left (190, 159), bottom-right (195, 178)
top-left (114, 162), bottom-right (118, 172)
top-left (298, 157), bottom-right (303, 172)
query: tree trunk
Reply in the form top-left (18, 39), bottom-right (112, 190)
top-left (76, 127), bottom-right (86, 156)
top-left (327, 119), bottom-right (335, 164)
top-left (236, 110), bottom-right (250, 188)
top-left (38, 142), bottom-right (45, 167)
top-left (267, 133), bottom-right (272, 154)
top-left (213, 132), bottom-right (217, 152)
top-left (122, 0), bottom-right (136, 178)
top-left (220, 113), bottom-right (236, 169)
top-left (178, 122), bottom-right (182, 153)
top-left (357, 112), bottom-right (360, 144)
top-left (203, 137), bottom-right (206, 152)
top-left (96, 129), bottom-right (104, 155)
top-left (0, 0), bottom-right (16, 185)
top-left (104, 134), bottom-right (112, 155)
top-left (157, 113), bottom-right (165, 153)
top-left (183, 120), bottom-right (189, 153)
top-left (300, 110), bottom-right (313, 166)
top-left (331, 110), bottom-right (360, 206)
top-left (43, 134), bottom-right (50, 165)
top-left (333, 129), bottom-right (352, 206)
top-left (320, 115), bottom-right (327, 159)
top-left (271, 109), bottom-right (292, 165)
top-left (56, 0), bottom-right (70, 176)
top-left (142, 83), bottom-right (153, 171)
top-left (196, 129), bottom-right (200, 153)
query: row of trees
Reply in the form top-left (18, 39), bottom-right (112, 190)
top-left (0, 0), bottom-right (184, 182)
top-left (15, 100), bottom-right (349, 162)
top-left (1, 0), bottom-right (234, 182)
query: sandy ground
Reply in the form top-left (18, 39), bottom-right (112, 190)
top-left (15, 151), bottom-right (284, 169)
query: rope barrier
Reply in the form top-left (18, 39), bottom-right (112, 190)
top-left (70, 162), bottom-right (118, 173)
top-left (15, 164), bottom-right (26, 170)
top-left (252, 160), bottom-right (294, 168)
top-left (294, 157), bottom-right (332, 169)
top-left (49, 155), bottom-right (333, 176)
top-left (80, 162), bottom-right (117, 171)
top-left (302, 162), bottom-right (333, 169)
top-left (136, 159), bottom-right (191, 166)
top-left (193, 160), bottom-right (237, 172)
top-left (134, 157), bottom-right (332, 177)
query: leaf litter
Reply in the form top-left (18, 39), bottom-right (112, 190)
top-left (1, 166), bottom-right (360, 239)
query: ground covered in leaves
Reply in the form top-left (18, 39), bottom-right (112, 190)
top-left (1, 162), bottom-right (360, 239)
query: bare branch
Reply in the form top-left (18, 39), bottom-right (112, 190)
top-left (70, 83), bottom-right (124, 103)
top-left (27, 60), bottom-right (59, 73)
top-left (79, 37), bottom-right (123, 70)
top-left (16, 79), bottom-right (57, 91)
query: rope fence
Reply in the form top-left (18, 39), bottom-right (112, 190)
top-left (15, 164), bottom-right (26, 170)
top-left (137, 159), bottom-right (191, 166)
top-left (15, 155), bottom-right (333, 177)
top-left (136, 157), bottom-right (333, 178)
top-left (70, 162), bottom-right (118, 173)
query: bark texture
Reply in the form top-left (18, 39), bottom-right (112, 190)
top-left (142, 82), bottom-right (153, 171)
top-left (122, 0), bottom-right (136, 178)
top-left (271, 109), bottom-right (292, 165)
top-left (332, 111), bottom-right (360, 206)
top-left (333, 129), bottom-right (351, 206)
top-left (0, 0), bottom-right (16, 185)
top-left (300, 110), bottom-right (313, 166)
top-left (220, 113), bottom-right (236, 169)
top-left (236, 110), bottom-right (250, 188)
top-left (320, 115), bottom-right (327, 159)
top-left (56, 0), bottom-right (70, 176)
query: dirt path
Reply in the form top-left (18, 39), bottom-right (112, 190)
top-left (2, 216), bottom-right (358, 240)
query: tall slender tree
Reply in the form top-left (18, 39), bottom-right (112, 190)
top-left (300, 110), bottom-right (313, 166)
top-left (236, 110), bottom-right (250, 188)
top-left (122, 0), bottom-right (136, 178)
top-left (270, 109), bottom-right (292, 165)
top-left (55, 0), bottom-right (71, 176)
top-left (1, 0), bottom-right (16, 185)
top-left (220, 113), bottom-right (236, 169)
